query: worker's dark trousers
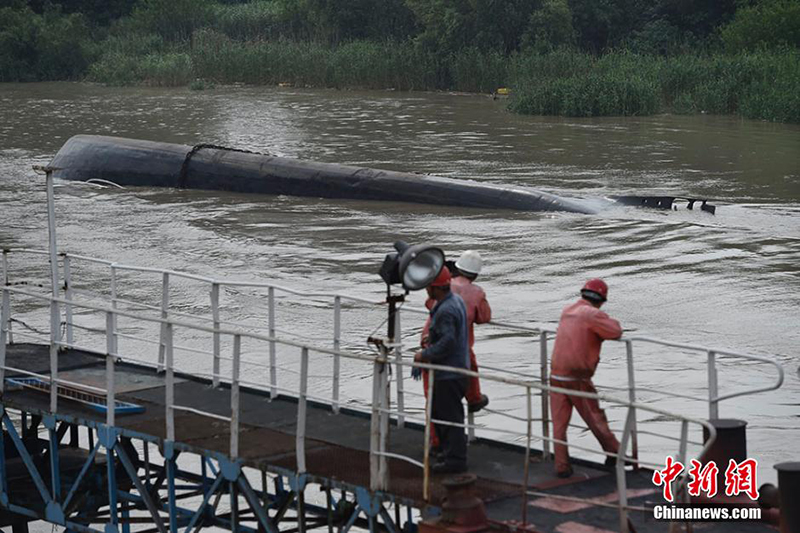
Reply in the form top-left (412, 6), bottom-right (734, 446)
top-left (432, 378), bottom-right (468, 467)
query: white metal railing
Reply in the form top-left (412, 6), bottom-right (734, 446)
top-left (0, 249), bottom-right (788, 532)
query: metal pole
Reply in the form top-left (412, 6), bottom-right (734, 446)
top-left (522, 386), bottom-right (532, 525)
top-left (625, 340), bottom-right (639, 466)
top-left (165, 323), bottom-right (175, 442)
top-left (268, 287), bottom-right (277, 399)
top-left (379, 351), bottom-right (390, 489)
top-left (106, 311), bottom-right (116, 428)
top-left (45, 169), bottom-right (60, 338)
top-left (394, 309), bottom-right (405, 428)
top-left (333, 296), bottom-right (341, 413)
top-left (64, 255), bottom-right (73, 346)
top-left (231, 334), bottom-right (241, 459)
top-left (0, 289), bottom-right (8, 393)
top-left (708, 351), bottom-right (719, 419)
top-left (616, 408), bottom-right (635, 533)
top-left (369, 359), bottom-right (382, 491)
top-left (297, 347), bottom-right (309, 473)
top-left (540, 332), bottom-right (551, 460)
top-left (211, 283), bottom-right (221, 388)
top-left (1, 251), bottom-right (10, 344)
top-left (158, 272), bottom-right (169, 372)
top-left (423, 369), bottom-right (434, 502)
top-left (50, 299), bottom-right (59, 413)
top-left (110, 265), bottom-right (118, 353)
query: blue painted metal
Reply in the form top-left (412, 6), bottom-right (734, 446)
top-left (49, 426), bottom-right (62, 500)
top-left (182, 472), bottom-right (223, 533)
top-left (218, 455), bottom-right (240, 481)
top-left (115, 444), bottom-right (168, 533)
top-left (106, 443), bottom-right (119, 529)
top-left (5, 377), bottom-right (145, 414)
top-left (63, 440), bottom-right (101, 509)
top-left (2, 412), bottom-right (53, 503)
top-left (237, 475), bottom-right (281, 533)
top-left (167, 448), bottom-right (178, 533)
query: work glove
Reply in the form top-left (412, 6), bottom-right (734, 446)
top-left (411, 367), bottom-right (422, 380)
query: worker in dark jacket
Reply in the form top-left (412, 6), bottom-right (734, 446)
top-left (414, 267), bottom-right (470, 474)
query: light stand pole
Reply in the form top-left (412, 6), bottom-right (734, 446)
top-left (34, 165), bottom-right (61, 344)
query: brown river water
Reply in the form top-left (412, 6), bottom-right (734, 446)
top-left (1, 82), bottom-right (799, 490)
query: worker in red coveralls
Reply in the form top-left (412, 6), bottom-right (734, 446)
top-left (550, 278), bottom-right (622, 478)
top-left (417, 251), bottom-right (492, 455)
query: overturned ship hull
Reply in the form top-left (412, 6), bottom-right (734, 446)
top-left (49, 135), bottom-right (714, 214)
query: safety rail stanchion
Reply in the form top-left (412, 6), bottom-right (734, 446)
top-left (379, 353), bottom-right (391, 489)
top-left (539, 332), bottom-right (551, 461)
top-left (467, 411), bottom-right (476, 442)
top-left (708, 350), bottom-right (719, 419)
top-left (211, 283), bottom-right (221, 388)
top-left (522, 386), bottom-right (533, 526)
top-left (394, 310), bottom-right (405, 428)
top-left (165, 322), bottom-right (175, 442)
top-left (268, 287), bottom-right (277, 399)
top-left (1, 251), bottom-right (10, 344)
top-left (616, 407), bottom-right (635, 533)
top-left (423, 368), bottom-right (434, 502)
top-left (230, 334), bottom-right (241, 459)
top-left (106, 311), bottom-right (116, 427)
top-left (297, 347), bottom-right (309, 473)
top-left (370, 358), bottom-right (382, 491)
top-left (63, 255), bottom-right (73, 346)
top-left (157, 272), bottom-right (170, 372)
top-left (110, 265), bottom-right (118, 354)
top-left (332, 296), bottom-right (341, 413)
top-left (49, 299), bottom-right (59, 413)
top-left (0, 289), bottom-right (9, 393)
top-left (625, 340), bottom-right (639, 466)
top-left (668, 420), bottom-right (691, 533)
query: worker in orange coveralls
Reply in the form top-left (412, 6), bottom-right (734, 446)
top-left (550, 278), bottom-right (622, 478)
top-left (417, 251), bottom-right (491, 455)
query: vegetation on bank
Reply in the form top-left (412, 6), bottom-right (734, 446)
top-left (2, 0), bottom-right (800, 123)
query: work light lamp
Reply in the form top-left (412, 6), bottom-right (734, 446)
top-left (379, 240), bottom-right (445, 291)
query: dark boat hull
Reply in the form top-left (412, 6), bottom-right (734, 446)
top-left (49, 135), bottom-right (604, 214)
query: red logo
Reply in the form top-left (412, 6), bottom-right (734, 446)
top-left (653, 457), bottom-right (759, 502)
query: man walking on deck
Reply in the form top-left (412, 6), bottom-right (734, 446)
top-left (451, 251), bottom-right (491, 412)
top-left (550, 278), bottom-right (622, 478)
top-left (415, 267), bottom-right (470, 474)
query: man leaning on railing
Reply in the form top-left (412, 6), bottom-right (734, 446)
top-left (550, 278), bottom-right (623, 478)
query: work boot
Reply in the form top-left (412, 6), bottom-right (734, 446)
top-left (556, 466), bottom-right (573, 479)
top-left (468, 394), bottom-right (489, 413)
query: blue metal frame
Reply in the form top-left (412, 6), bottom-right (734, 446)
top-left (0, 405), bottom-right (422, 533)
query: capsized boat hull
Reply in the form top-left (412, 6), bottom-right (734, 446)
top-left (49, 135), bottom-right (605, 214)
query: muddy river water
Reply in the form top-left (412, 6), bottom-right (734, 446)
top-left (1, 82), bottom-right (798, 487)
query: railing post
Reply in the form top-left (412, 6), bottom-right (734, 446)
top-left (268, 287), bottom-right (277, 399)
top-left (157, 273), bottom-right (170, 372)
top-left (522, 386), bottom-right (532, 525)
top-left (230, 335), bottom-right (241, 459)
top-left (370, 357), bottom-right (390, 492)
top-left (165, 323), bottom-right (175, 442)
top-left (296, 347), bottom-right (308, 473)
top-left (379, 350), bottom-right (390, 489)
top-left (0, 289), bottom-right (9, 394)
top-left (332, 296), bottom-right (341, 413)
top-left (211, 283), bottom-right (221, 388)
top-left (616, 407), bottom-right (635, 533)
top-left (540, 332), bottom-right (551, 461)
top-left (625, 340), bottom-right (639, 466)
top-left (46, 168), bottom-right (61, 345)
top-left (423, 368), bottom-right (435, 502)
top-left (708, 350), bottom-right (719, 419)
top-left (106, 311), bottom-right (116, 427)
top-left (63, 255), bottom-right (73, 346)
top-left (110, 265), bottom-right (118, 352)
top-left (1, 251), bottom-right (10, 344)
top-left (394, 309), bottom-right (405, 428)
top-left (49, 299), bottom-right (59, 413)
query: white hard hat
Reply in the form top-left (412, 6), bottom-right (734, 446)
top-left (455, 250), bottom-right (483, 275)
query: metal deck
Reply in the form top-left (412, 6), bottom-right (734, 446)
top-left (0, 343), bottom-right (774, 533)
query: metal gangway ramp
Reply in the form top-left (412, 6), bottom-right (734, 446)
top-left (0, 248), bottom-right (785, 533)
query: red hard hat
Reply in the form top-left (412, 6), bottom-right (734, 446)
top-left (581, 278), bottom-right (608, 302)
top-left (429, 267), bottom-right (452, 287)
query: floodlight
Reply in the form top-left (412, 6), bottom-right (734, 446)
top-left (379, 240), bottom-right (445, 291)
